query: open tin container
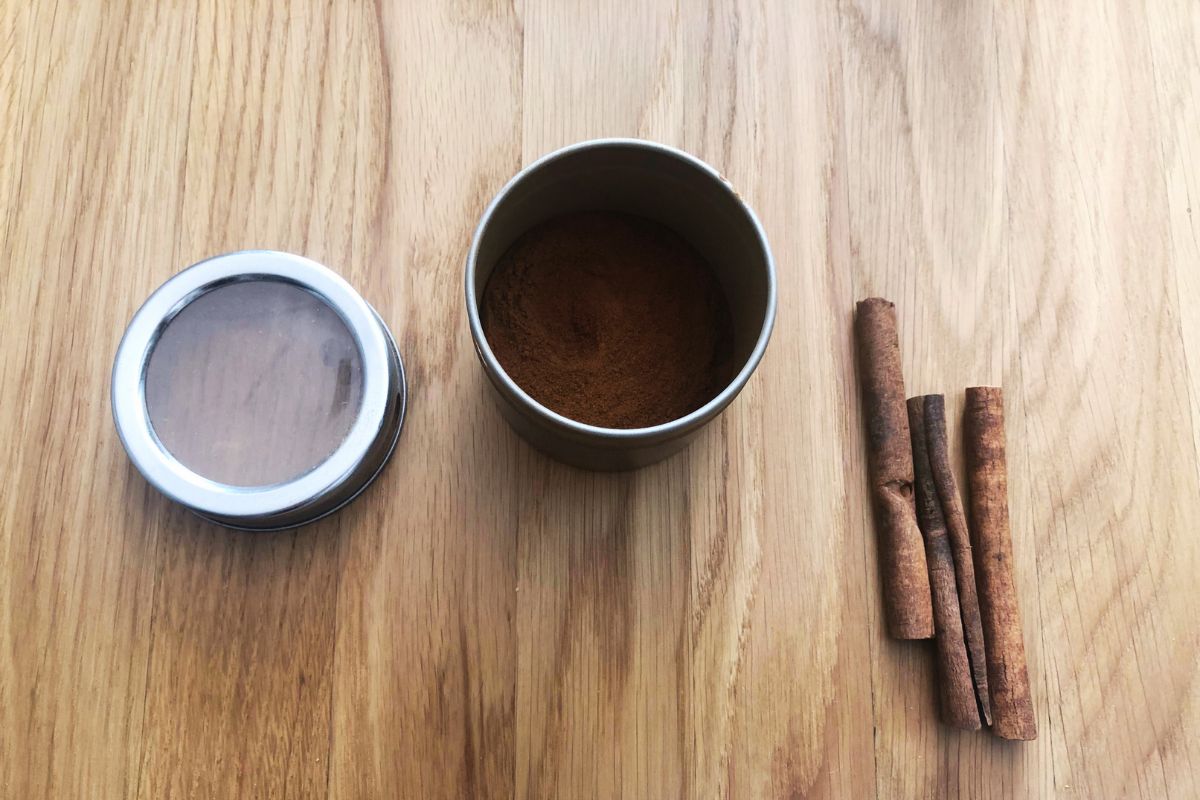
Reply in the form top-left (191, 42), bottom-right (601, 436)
top-left (466, 139), bottom-right (777, 470)
top-left (111, 251), bottom-right (405, 530)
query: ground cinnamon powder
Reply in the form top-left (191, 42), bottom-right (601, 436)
top-left (481, 211), bottom-right (734, 429)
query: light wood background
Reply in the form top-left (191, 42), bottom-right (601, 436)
top-left (2, 1), bottom-right (1198, 798)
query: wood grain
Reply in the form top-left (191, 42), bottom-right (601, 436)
top-left (1, 1), bottom-right (1198, 797)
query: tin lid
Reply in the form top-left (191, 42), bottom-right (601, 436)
top-left (112, 251), bottom-right (405, 530)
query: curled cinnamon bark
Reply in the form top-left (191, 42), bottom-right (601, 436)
top-left (908, 396), bottom-right (980, 729)
top-left (855, 299), bottom-right (933, 639)
top-left (923, 395), bottom-right (992, 725)
top-left (964, 387), bottom-right (1037, 740)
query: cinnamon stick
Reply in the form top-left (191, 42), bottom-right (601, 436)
top-left (923, 395), bottom-right (992, 725)
top-left (964, 387), bottom-right (1037, 740)
top-left (854, 298), bottom-right (933, 639)
top-left (908, 396), bottom-right (980, 729)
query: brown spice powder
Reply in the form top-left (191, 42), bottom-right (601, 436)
top-left (481, 211), bottom-right (734, 429)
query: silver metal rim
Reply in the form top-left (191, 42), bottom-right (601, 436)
top-left (112, 251), bottom-right (396, 522)
top-left (464, 138), bottom-right (778, 442)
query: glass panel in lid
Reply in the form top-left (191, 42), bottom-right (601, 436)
top-left (143, 279), bottom-right (364, 487)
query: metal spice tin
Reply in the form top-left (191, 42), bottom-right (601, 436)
top-left (112, 251), bottom-right (405, 530)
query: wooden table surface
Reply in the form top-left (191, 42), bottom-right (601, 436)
top-left (3, 2), bottom-right (1198, 798)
